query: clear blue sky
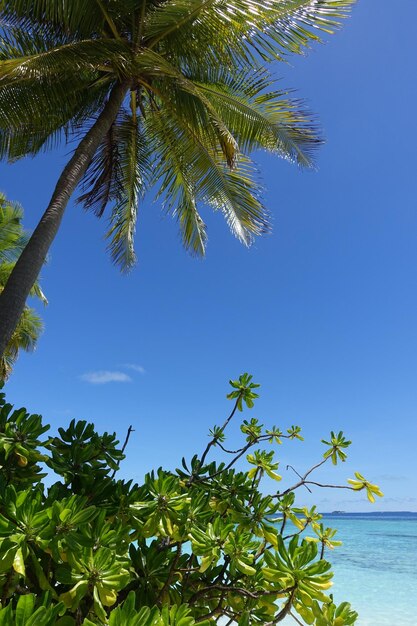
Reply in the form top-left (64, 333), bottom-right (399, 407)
top-left (2, 1), bottom-right (416, 511)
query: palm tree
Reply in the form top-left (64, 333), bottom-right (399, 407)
top-left (0, 193), bottom-right (46, 378)
top-left (0, 0), bottom-right (354, 356)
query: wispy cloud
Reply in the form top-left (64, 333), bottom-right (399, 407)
top-left (121, 363), bottom-right (146, 374)
top-left (81, 371), bottom-right (132, 384)
top-left (376, 474), bottom-right (407, 482)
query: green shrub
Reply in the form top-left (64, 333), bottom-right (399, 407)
top-left (0, 376), bottom-right (381, 625)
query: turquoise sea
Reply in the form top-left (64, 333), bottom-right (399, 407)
top-left (285, 512), bottom-right (417, 625)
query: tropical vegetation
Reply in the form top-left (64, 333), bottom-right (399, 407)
top-left (0, 0), bottom-right (355, 357)
top-left (0, 193), bottom-right (46, 378)
top-left (0, 374), bottom-right (382, 624)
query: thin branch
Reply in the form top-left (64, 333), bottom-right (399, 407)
top-left (269, 587), bottom-right (296, 624)
top-left (218, 433), bottom-right (292, 455)
top-left (195, 441), bottom-right (252, 483)
top-left (248, 468), bottom-right (260, 506)
top-left (289, 611), bottom-right (305, 626)
top-left (198, 395), bottom-right (241, 468)
top-left (110, 425), bottom-right (134, 478)
top-left (189, 584), bottom-right (295, 605)
top-left (276, 457), bottom-right (330, 497)
top-left (195, 604), bottom-right (234, 623)
top-left (283, 521), bottom-right (309, 541)
top-left (286, 464), bottom-right (312, 493)
top-left (305, 481), bottom-right (354, 490)
top-left (214, 556), bottom-right (230, 585)
top-left (157, 543), bottom-right (182, 604)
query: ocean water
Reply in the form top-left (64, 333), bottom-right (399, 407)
top-left (284, 512), bottom-right (417, 625)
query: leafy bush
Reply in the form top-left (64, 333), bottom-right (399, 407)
top-left (0, 376), bottom-right (382, 625)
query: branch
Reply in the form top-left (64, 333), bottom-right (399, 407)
top-left (269, 587), bottom-right (297, 624)
top-left (189, 584), bottom-right (295, 604)
top-left (289, 611), bottom-right (305, 626)
top-left (305, 481), bottom-right (354, 490)
top-left (275, 457), bottom-right (329, 498)
top-left (198, 395), bottom-right (241, 468)
top-left (157, 543), bottom-right (182, 604)
top-left (218, 433), bottom-right (292, 456)
top-left (110, 425), bottom-right (134, 478)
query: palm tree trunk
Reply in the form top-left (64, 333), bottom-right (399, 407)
top-left (0, 81), bottom-right (129, 360)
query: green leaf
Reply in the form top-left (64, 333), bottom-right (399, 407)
top-left (15, 594), bottom-right (35, 626)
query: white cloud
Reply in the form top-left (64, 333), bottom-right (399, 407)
top-left (121, 363), bottom-right (146, 374)
top-left (81, 371), bottom-right (132, 384)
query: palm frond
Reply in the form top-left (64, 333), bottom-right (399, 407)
top-left (0, 0), bottom-right (106, 38)
top-left (0, 38), bottom-right (132, 84)
top-left (148, 101), bottom-right (269, 248)
top-left (0, 305), bottom-right (42, 379)
top-left (0, 75), bottom-right (113, 160)
top-left (145, 0), bottom-right (355, 66)
top-left (0, 194), bottom-right (27, 261)
top-left (105, 112), bottom-right (149, 271)
top-left (1, 0), bottom-right (145, 40)
top-left (149, 109), bottom-right (208, 256)
top-left (137, 49), bottom-right (240, 167)
top-left (78, 121), bottom-right (123, 217)
top-left (196, 81), bottom-right (321, 167)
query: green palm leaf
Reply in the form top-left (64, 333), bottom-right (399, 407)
top-left (0, 194), bottom-right (27, 262)
top-left (105, 112), bottom-right (148, 271)
top-left (149, 110), bottom-right (208, 256)
top-left (145, 0), bottom-right (355, 64)
top-left (195, 81), bottom-right (320, 167)
top-left (149, 106), bottom-right (269, 248)
top-left (0, 305), bottom-right (43, 379)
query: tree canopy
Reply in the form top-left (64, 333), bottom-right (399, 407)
top-left (0, 0), bottom-right (355, 265)
top-left (0, 0), bottom-right (355, 357)
top-left (0, 374), bottom-right (382, 624)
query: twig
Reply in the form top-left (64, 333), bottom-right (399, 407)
top-left (110, 425), bottom-right (134, 478)
top-left (199, 396), bottom-right (241, 468)
top-left (286, 465), bottom-right (312, 493)
top-left (268, 587), bottom-right (296, 624)
top-left (289, 610), bottom-right (305, 626)
top-left (276, 458), bottom-right (328, 497)
top-left (157, 543), bottom-right (182, 604)
top-left (189, 584), bottom-right (295, 605)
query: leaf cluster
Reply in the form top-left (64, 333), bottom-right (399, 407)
top-left (0, 376), bottom-right (381, 624)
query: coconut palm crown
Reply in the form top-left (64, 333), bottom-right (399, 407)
top-left (0, 0), bottom-right (354, 355)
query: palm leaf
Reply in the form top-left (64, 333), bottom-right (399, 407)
top-left (0, 38), bottom-right (132, 83)
top-left (0, 0), bottom-right (106, 38)
top-left (0, 305), bottom-right (42, 379)
top-left (196, 82), bottom-right (320, 167)
top-left (78, 121), bottom-right (123, 217)
top-left (0, 76), bottom-right (113, 160)
top-left (148, 103), bottom-right (269, 247)
top-left (105, 112), bottom-right (148, 271)
top-left (0, 194), bottom-right (27, 261)
top-left (145, 0), bottom-right (355, 65)
top-left (149, 109), bottom-right (208, 256)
